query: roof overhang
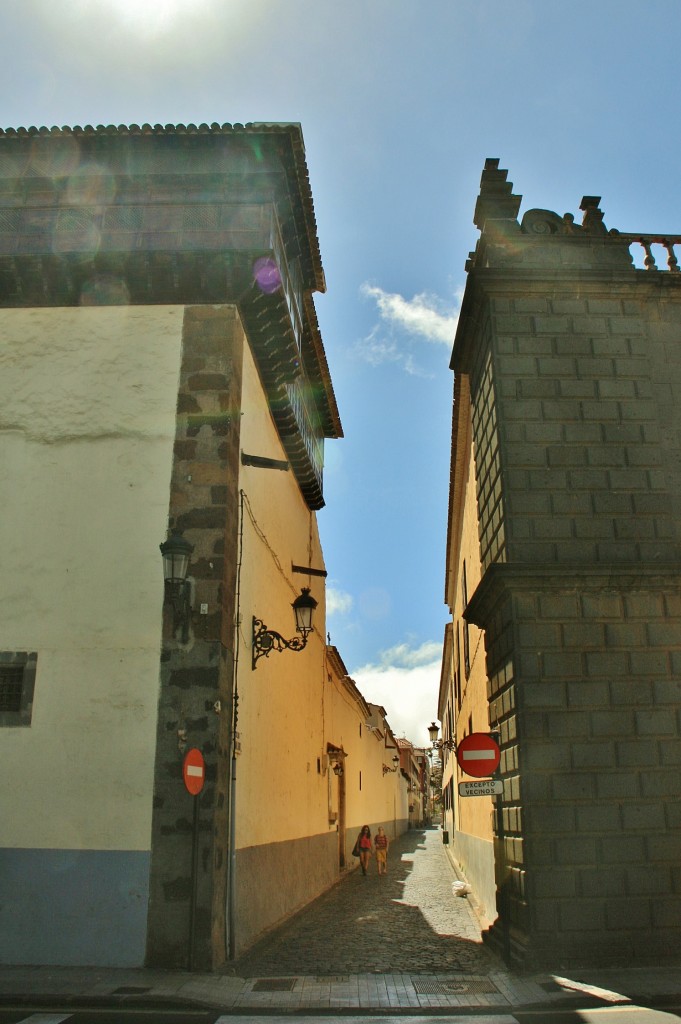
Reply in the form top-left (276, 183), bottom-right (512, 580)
top-left (0, 122), bottom-right (342, 508)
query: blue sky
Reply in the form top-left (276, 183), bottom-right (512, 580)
top-left (4, 0), bottom-right (680, 744)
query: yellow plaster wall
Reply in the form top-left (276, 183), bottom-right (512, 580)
top-left (439, 392), bottom-right (498, 922)
top-left (324, 680), bottom-right (405, 841)
top-left (450, 418), bottom-right (495, 844)
top-left (233, 342), bottom-right (406, 853)
top-left (0, 306), bottom-right (183, 850)
top-left (234, 340), bottom-right (330, 848)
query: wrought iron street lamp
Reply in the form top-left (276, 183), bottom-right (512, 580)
top-left (252, 587), bottom-right (318, 669)
top-left (428, 721), bottom-right (456, 752)
top-left (160, 531), bottom-right (194, 643)
top-left (382, 755), bottom-right (400, 775)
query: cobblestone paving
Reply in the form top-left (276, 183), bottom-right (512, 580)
top-left (233, 827), bottom-right (502, 977)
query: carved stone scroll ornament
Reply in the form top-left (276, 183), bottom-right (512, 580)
top-left (521, 197), bottom-right (609, 237)
top-left (520, 208), bottom-right (584, 236)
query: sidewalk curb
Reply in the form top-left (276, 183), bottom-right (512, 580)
top-left (1, 991), bottom-right (680, 1017)
top-left (0, 992), bottom-right (212, 1013)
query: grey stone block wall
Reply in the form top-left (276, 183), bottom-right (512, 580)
top-left (146, 307), bottom-right (243, 971)
top-left (502, 570), bottom-right (681, 963)
top-left (457, 171), bottom-right (681, 968)
top-left (492, 289), bottom-right (680, 569)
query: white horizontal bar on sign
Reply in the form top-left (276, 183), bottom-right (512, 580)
top-left (461, 749), bottom-right (497, 759)
top-left (186, 765), bottom-right (204, 777)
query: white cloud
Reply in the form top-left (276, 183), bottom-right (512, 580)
top-left (374, 639), bottom-right (442, 669)
top-left (361, 284), bottom-right (460, 344)
top-left (351, 642), bottom-right (442, 748)
top-left (326, 585), bottom-right (353, 616)
top-left (356, 283), bottom-right (461, 373)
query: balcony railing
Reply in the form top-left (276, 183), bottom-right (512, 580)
top-left (618, 233), bottom-right (681, 272)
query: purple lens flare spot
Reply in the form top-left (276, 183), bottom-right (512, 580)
top-left (253, 256), bottom-right (282, 294)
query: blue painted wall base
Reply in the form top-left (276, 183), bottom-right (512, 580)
top-left (0, 849), bottom-right (150, 967)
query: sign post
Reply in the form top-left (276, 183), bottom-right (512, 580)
top-left (455, 731), bottom-right (510, 961)
top-left (183, 748), bottom-right (205, 971)
top-left (488, 731), bottom-right (511, 965)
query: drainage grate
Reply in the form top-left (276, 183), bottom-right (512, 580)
top-left (315, 976), bottom-right (350, 983)
top-left (413, 976), bottom-right (499, 995)
top-left (251, 978), bottom-right (298, 992)
top-left (112, 986), bottom-right (152, 994)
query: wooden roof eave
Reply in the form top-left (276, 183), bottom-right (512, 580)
top-left (444, 372), bottom-right (471, 609)
top-left (437, 622), bottom-right (454, 723)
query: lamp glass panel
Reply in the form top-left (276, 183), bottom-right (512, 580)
top-left (163, 551), bottom-right (189, 583)
top-left (295, 605), bottom-right (312, 632)
top-left (292, 588), bottom-right (317, 634)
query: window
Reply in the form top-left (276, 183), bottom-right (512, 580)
top-left (0, 652), bottom-right (37, 727)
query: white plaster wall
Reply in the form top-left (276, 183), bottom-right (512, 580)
top-left (0, 306), bottom-right (183, 850)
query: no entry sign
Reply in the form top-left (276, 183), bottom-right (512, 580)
top-left (183, 748), bottom-right (205, 796)
top-left (456, 732), bottom-right (501, 778)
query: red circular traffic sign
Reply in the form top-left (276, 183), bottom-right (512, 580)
top-left (183, 748), bottom-right (205, 796)
top-left (456, 732), bottom-right (501, 778)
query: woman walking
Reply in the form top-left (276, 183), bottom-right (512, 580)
top-left (374, 826), bottom-right (389, 875)
top-left (355, 824), bottom-right (373, 875)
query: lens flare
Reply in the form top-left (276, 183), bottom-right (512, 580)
top-left (253, 257), bottom-right (282, 295)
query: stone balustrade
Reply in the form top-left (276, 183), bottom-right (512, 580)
top-left (618, 233), bottom-right (681, 271)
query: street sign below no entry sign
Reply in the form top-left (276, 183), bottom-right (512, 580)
top-left (183, 748), bottom-right (205, 796)
top-left (456, 732), bottom-right (501, 778)
top-left (459, 779), bottom-right (503, 797)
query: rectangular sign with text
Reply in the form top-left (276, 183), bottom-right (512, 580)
top-left (458, 779), bottom-right (503, 797)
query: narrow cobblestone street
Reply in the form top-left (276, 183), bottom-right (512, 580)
top-left (232, 826), bottom-right (502, 977)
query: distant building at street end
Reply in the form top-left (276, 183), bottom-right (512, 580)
top-left (440, 159), bottom-right (681, 969)
top-left (395, 737), bottom-right (430, 827)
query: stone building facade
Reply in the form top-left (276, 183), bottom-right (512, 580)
top-left (0, 122), bottom-right (356, 970)
top-left (444, 160), bottom-right (681, 968)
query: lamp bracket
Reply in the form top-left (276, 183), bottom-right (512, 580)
top-left (252, 616), bottom-right (309, 669)
top-left (432, 738), bottom-right (456, 753)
